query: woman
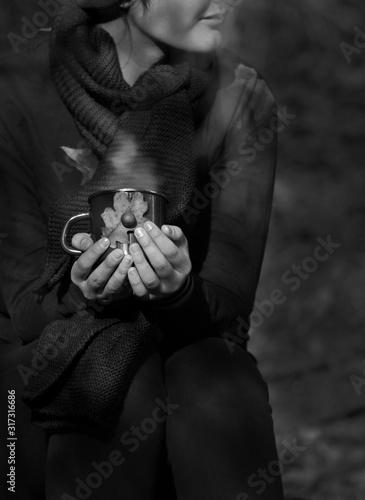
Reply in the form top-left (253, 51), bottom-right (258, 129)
top-left (0, 0), bottom-right (284, 499)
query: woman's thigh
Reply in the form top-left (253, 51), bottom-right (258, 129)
top-left (164, 338), bottom-right (284, 500)
top-left (46, 340), bottom-right (168, 500)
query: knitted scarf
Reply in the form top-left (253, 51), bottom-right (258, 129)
top-left (22, 2), bottom-right (211, 438)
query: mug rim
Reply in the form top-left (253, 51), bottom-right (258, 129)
top-left (88, 188), bottom-right (169, 203)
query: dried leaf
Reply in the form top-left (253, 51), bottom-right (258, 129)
top-left (105, 224), bottom-right (129, 246)
top-left (113, 192), bottom-right (131, 217)
top-left (101, 207), bottom-right (120, 231)
top-left (100, 192), bottom-right (149, 247)
top-left (131, 192), bottom-right (148, 223)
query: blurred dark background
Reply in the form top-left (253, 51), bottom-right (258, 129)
top-left (225, 1), bottom-right (365, 499)
top-left (1, 0), bottom-right (365, 498)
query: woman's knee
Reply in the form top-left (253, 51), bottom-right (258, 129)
top-left (164, 338), bottom-right (271, 429)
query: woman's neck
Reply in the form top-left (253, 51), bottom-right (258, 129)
top-left (100, 17), bottom-right (215, 86)
top-left (100, 17), bottom-right (166, 86)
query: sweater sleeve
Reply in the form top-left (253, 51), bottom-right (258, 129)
top-left (0, 124), bottom-right (85, 345)
top-left (140, 63), bottom-right (277, 346)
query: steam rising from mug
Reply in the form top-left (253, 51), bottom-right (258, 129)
top-left (107, 133), bottom-right (159, 194)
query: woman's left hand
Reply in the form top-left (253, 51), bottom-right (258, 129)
top-left (127, 220), bottom-right (192, 301)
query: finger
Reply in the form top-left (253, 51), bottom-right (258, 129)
top-left (71, 238), bottom-right (110, 284)
top-left (129, 243), bottom-right (160, 291)
top-left (128, 267), bottom-right (149, 300)
top-left (144, 222), bottom-right (189, 272)
top-left (161, 225), bottom-right (188, 250)
top-left (84, 248), bottom-right (126, 296)
top-left (134, 224), bottom-right (174, 279)
top-left (100, 254), bottom-right (134, 296)
top-left (71, 233), bottom-right (94, 251)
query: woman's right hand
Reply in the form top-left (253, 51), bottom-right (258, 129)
top-left (70, 233), bottom-right (134, 304)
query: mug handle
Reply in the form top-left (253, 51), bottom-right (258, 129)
top-left (61, 213), bottom-right (90, 256)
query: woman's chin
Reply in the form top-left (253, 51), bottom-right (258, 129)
top-left (192, 33), bottom-right (222, 54)
top-left (201, 31), bottom-right (222, 52)
top-left (171, 30), bottom-right (222, 54)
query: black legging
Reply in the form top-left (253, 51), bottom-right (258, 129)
top-left (45, 338), bottom-right (284, 500)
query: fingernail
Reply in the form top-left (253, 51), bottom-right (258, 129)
top-left (135, 228), bottom-right (144, 238)
top-left (144, 221), bottom-right (153, 231)
top-left (100, 238), bottom-right (110, 248)
top-left (124, 255), bottom-right (132, 264)
top-left (163, 225), bottom-right (173, 235)
top-left (129, 267), bottom-right (137, 276)
top-left (130, 244), bottom-right (139, 253)
top-left (81, 238), bottom-right (92, 250)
